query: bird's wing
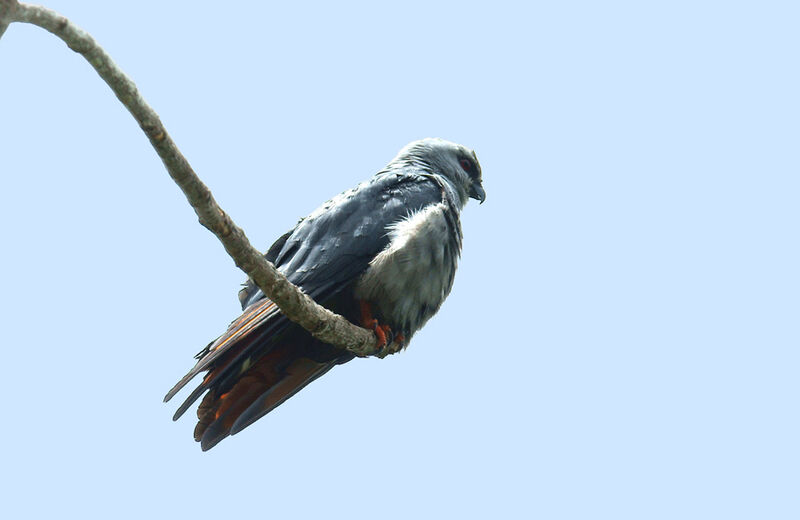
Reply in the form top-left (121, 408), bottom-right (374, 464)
top-left (164, 298), bottom-right (281, 406)
top-left (238, 171), bottom-right (445, 308)
top-left (193, 327), bottom-right (341, 450)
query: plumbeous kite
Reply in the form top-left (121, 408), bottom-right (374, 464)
top-left (165, 138), bottom-right (485, 450)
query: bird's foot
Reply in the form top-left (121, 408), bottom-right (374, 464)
top-left (364, 320), bottom-right (399, 358)
top-left (360, 300), bottom-right (403, 358)
top-left (375, 333), bottom-right (405, 359)
top-left (375, 323), bottom-right (391, 347)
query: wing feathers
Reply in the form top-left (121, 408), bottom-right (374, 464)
top-left (164, 299), bottom-right (279, 403)
top-left (194, 339), bottom-right (334, 451)
top-left (229, 358), bottom-right (335, 435)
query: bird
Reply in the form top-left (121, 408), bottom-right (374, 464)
top-left (164, 138), bottom-right (486, 450)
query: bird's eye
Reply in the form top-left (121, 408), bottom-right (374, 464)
top-left (459, 159), bottom-right (471, 172)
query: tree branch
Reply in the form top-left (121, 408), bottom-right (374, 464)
top-left (1, 1), bottom-right (387, 357)
top-left (0, 0), bottom-right (17, 38)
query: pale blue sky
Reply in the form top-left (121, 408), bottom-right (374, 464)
top-left (1, 1), bottom-right (798, 518)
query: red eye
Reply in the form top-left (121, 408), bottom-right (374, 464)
top-left (459, 159), bottom-right (471, 172)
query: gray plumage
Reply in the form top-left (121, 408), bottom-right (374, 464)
top-left (166, 138), bottom-right (485, 450)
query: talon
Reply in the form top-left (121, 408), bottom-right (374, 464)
top-left (373, 323), bottom-right (390, 348)
top-left (359, 300), bottom-right (392, 350)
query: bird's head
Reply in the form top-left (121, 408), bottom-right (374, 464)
top-left (392, 138), bottom-right (486, 207)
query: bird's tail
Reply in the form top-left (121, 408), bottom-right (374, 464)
top-left (193, 334), bottom-right (339, 450)
top-left (166, 297), bottom-right (354, 451)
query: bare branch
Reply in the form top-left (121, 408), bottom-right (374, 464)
top-left (2, 2), bottom-right (386, 357)
top-left (0, 0), bottom-right (18, 38)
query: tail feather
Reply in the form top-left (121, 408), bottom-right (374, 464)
top-left (164, 299), bottom-right (279, 403)
top-left (168, 291), bottom-right (357, 450)
top-left (229, 357), bottom-right (336, 435)
top-left (172, 384), bottom-right (207, 422)
top-left (195, 342), bottom-right (290, 440)
top-left (194, 338), bottom-right (337, 451)
top-left (170, 316), bottom-right (290, 421)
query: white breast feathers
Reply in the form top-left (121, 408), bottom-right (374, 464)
top-left (355, 202), bottom-right (460, 338)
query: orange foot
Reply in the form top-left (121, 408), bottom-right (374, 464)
top-left (359, 300), bottom-right (393, 349)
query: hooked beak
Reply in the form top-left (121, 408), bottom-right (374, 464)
top-left (469, 181), bottom-right (486, 204)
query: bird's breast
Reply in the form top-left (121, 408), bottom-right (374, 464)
top-left (354, 202), bottom-right (461, 339)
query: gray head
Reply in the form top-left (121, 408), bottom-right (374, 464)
top-left (389, 138), bottom-right (486, 206)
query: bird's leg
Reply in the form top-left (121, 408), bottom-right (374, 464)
top-left (359, 300), bottom-right (393, 350)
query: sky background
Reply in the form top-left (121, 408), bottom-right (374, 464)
top-left (1, 1), bottom-right (798, 518)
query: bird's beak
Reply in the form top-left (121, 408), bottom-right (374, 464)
top-left (469, 181), bottom-right (486, 204)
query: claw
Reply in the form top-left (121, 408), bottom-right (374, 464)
top-left (359, 300), bottom-right (393, 351)
top-left (374, 323), bottom-right (390, 348)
